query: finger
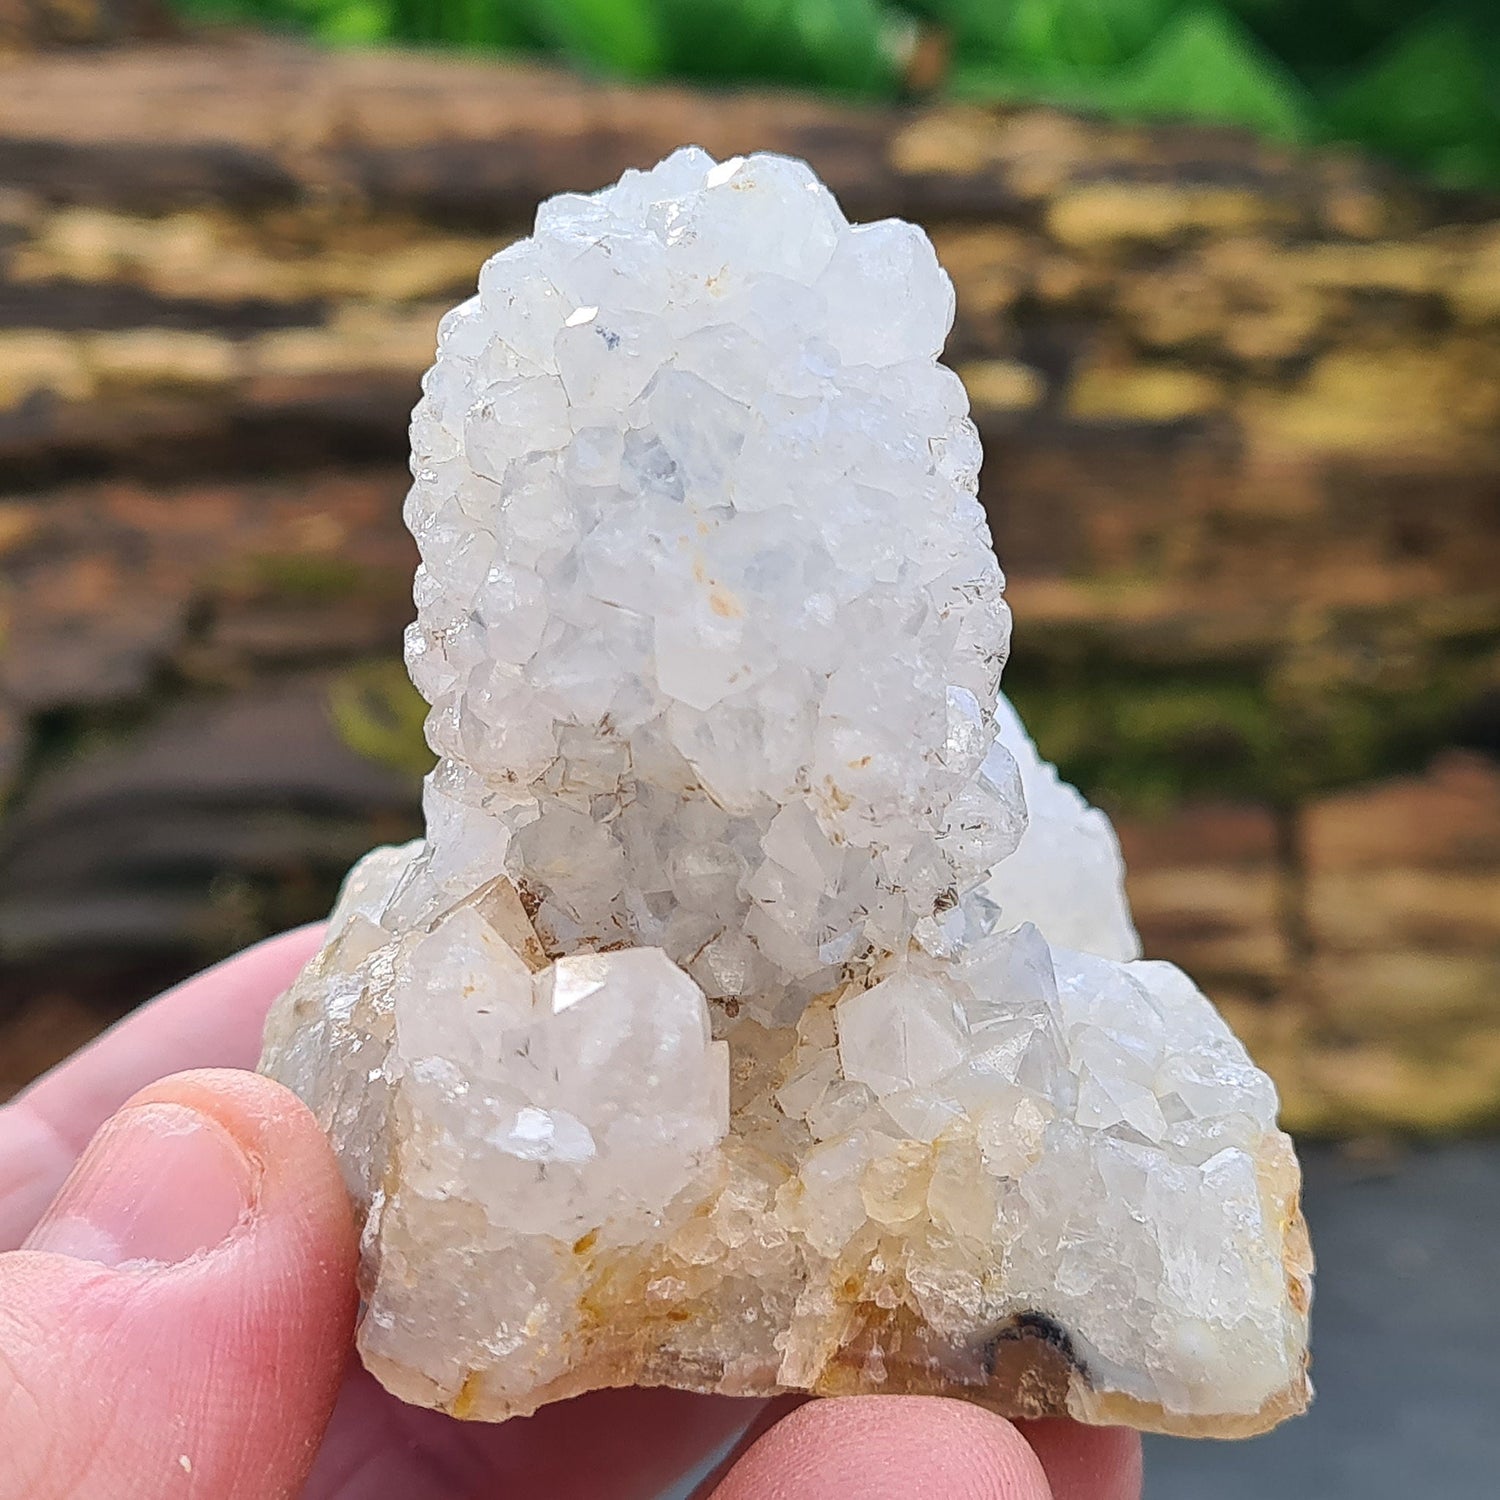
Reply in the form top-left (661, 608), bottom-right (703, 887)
top-left (708, 1396), bottom-right (1055, 1500)
top-left (305, 1362), bottom-right (767, 1500)
top-left (0, 1068), bottom-right (357, 1500)
top-left (0, 924), bottom-right (324, 1248)
top-left (479, 1386), bottom-right (767, 1500)
top-left (689, 1396), bottom-right (810, 1498)
top-left (1016, 1420), bottom-right (1142, 1500)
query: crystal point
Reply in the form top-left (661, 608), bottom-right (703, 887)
top-left (261, 149), bottom-right (1311, 1437)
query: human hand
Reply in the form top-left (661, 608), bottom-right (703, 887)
top-left (0, 928), bottom-right (1143, 1499)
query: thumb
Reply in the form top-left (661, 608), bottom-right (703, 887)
top-left (0, 1070), bottom-right (357, 1500)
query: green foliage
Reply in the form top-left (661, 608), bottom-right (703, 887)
top-left (328, 659), bottom-right (435, 780)
top-left (520, 0), bottom-right (664, 77)
top-left (1110, 8), bottom-right (1309, 142)
top-left (169, 0), bottom-right (1500, 189)
top-left (1006, 673), bottom-right (1289, 815)
top-left (652, 0), bottom-right (906, 94)
top-left (1004, 643), bottom-right (1494, 817)
top-left (1323, 14), bottom-right (1500, 188)
top-left (242, 551), bottom-right (369, 599)
top-left (991, 0), bottom-right (1181, 76)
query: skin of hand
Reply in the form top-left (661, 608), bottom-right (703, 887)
top-left (0, 928), bottom-right (1143, 1500)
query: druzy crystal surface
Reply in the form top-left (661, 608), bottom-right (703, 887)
top-left (260, 149), bottom-right (1312, 1436)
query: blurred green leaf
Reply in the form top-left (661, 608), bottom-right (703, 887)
top-left (947, 58), bottom-right (1109, 109)
top-left (897, 0), bottom-right (1178, 63)
top-left (1223, 0), bottom-right (1444, 72)
top-left (319, 0), bottom-right (395, 44)
top-left (1324, 14), bottom-right (1500, 185)
top-left (385, 0), bottom-right (539, 47)
top-left (1001, 0), bottom-right (1181, 76)
top-left (329, 660), bottom-right (435, 781)
top-left (890, 0), bottom-right (1008, 51)
top-left (787, 0), bottom-right (912, 93)
top-left (656, 0), bottom-right (906, 94)
top-left (515, 0), bottom-right (666, 76)
top-left (1110, 5), bottom-right (1311, 140)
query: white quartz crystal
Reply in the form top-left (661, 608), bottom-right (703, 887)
top-left (984, 692), bottom-right (1141, 962)
top-left (261, 148), bottom-right (1311, 1436)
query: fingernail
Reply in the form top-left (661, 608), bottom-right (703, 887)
top-left (24, 1102), bottom-right (256, 1267)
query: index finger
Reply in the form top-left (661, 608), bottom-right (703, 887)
top-left (708, 1398), bottom-right (1054, 1500)
top-left (0, 923), bottom-right (324, 1248)
top-left (705, 1398), bottom-right (1143, 1500)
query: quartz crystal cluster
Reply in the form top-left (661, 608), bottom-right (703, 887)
top-left (261, 148), bottom-right (1312, 1436)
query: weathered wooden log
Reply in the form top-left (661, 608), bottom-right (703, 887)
top-left (0, 0), bottom-right (170, 54)
top-left (1, 39), bottom-right (1498, 1127)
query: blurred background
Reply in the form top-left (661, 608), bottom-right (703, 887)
top-left (1, 2), bottom-right (1498, 1496)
